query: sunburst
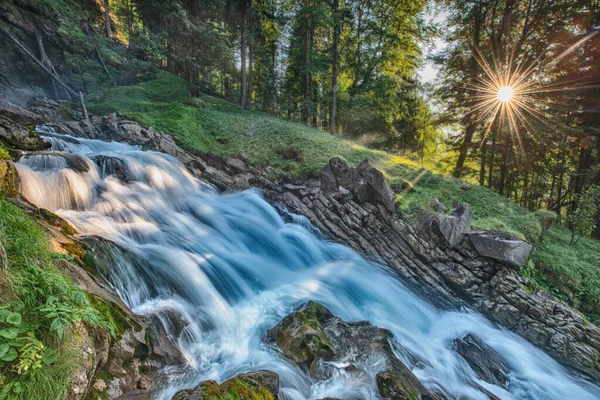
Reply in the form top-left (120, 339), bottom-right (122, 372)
top-left (462, 31), bottom-right (600, 157)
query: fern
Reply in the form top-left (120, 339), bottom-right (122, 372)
top-left (16, 335), bottom-right (44, 375)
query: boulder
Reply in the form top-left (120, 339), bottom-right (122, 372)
top-left (172, 370), bottom-right (279, 400)
top-left (27, 97), bottom-right (70, 122)
top-left (22, 151), bottom-right (90, 172)
top-left (430, 205), bottom-right (472, 247)
top-left (0, 101), bottom-right (50, 151)
top-left (469, 232), bottom-right (533, 268)
top-left (265, 301), bottom-right (435, 399)
top-left (92, 155), bottom-right (128, 181)
top-left (225, 157), bottom-right (247, 173)
top-left (265, 301), bottom-right (335, 372)
top-left (0, 100), bottom-right (40, 127)
top-left (320, 157), bottom-right (396, 212)
top-left (431, 198), bottom-right (449, 213)
top-left (453, 334), bottom-right (511, 387)
top-left (355, 159), bottom-right (396, 213)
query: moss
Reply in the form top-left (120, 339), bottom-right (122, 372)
top-left (87, 295), bottom-right (131, 340)
top-left (60, 241), bottom-right (86, 259)
top-left (39, 208), bottom-right (77, 235)
top-left (0, 160), bottom-right (19, 196)
top-left (202, 377), bottom-right (275, 400)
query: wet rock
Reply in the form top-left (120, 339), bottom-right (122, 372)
top-left (469, 232), bottom-right (533, 268)
top-left (92, 155), bottom-right (127, 181)
top-left (321, 157), bottom-right (396, 212)
top-left (266, 301), bottom-right (434, 399)
top-left (265, 301), bottom-right (336, 372)
top-left (429, 205), bottom-right (472, 247)
top-left (453, 334), bottom-right (510, 387)
top-left (377, 370), bottom-right (435, 400)
top-left (22, 151), bottom-right (90, 172)
top-left (172, 370), bottom-right (279, 400)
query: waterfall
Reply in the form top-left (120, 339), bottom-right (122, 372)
top-left (15, 129), bottom-right (600, 400)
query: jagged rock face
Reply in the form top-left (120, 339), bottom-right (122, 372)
top-left (321, 157), bottom-right (396, 212)
top-left (172, 370), bottom-right (279, 400)
top-left (272, 190), bottom-right (600, 381)
top-left (453, 334), bottom-right (511, 387)
top-left (28, 103), bottom-right (600, 382)
top-left (0, 101), bottom-right (50, 151)
top-left (266, 301), bottom-right (435, 400)
top-left (426, 204), bottom-right (472, 247)
top-left (469, 232), bottom-right (533, 268)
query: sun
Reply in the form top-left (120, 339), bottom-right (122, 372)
top-left (496, 86), bottom-right (514, 103)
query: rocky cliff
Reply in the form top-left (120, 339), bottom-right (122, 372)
top-left (2, 98), bottom-right (600, 393)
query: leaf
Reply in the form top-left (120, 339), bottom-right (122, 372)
top-left (0, 328), bottom-right (18, 340)
top-left (8, 339), bottom-right (24, 348)
top-left (6, 313), bottom-right (21, 326)
top-left (1, 347), bottom-right (17, 362)
top-left (0, 344), bottom-right (9, 358)
top-left (41, 348), bottom-right (57, 365)
top-left (0, 310), bottom-right (10, 323)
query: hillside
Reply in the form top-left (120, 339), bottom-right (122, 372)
top-left (90, 72), bottom-right (600, 321)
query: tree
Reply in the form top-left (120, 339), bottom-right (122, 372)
top-left (104, 0), bottom-right (113, 37)
top-left (568, 186), bottom-right (600, 246)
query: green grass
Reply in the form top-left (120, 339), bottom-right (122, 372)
top-left (0, 197), bottom-right (109, 399)
top-left (90, 72), bottom-right (600, 320)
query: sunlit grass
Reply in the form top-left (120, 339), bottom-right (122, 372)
top-left (90, 72), bottom-right (600, 320)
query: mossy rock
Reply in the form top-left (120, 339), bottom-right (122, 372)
top-left (265, 301), bottom-right (335, 374)
top-left (376, 370), bottom-right (426, 400)
top-left (173, 371), bottom-right (279, 400)
top-left (0, 159), bottom-right (19, 196)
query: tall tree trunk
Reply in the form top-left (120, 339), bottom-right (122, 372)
top-left (301, 29), bottom-right (311, 125)
top-left (240, 15), bottom-right (247, 107)
top-left (271, 44), bottom-right (277, 115)
top-left (479, 140), bottom-right (487, 186)
top-left (592, 171), bottom-right (600, 240)
top-left (104, 0), bottom-right (112, 37)
top-left (246, 29), bottom-right (254, 109)
top-left (453, 119), bottom-right (476, 178)
top-left (488, 131), bottom-right (497, 187)
top-left (329, 0), bottom-right (340, 134)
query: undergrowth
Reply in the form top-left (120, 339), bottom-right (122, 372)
top-left (0, 198), bottom-right (111, 399)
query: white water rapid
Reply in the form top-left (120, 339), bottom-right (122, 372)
top-left (15, 129), bottom-right (600, 400)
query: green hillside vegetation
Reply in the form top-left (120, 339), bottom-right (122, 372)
top-left (90, 73), bottom-right (600, 322)
top-left (0, 191), bottom-right (117, 398)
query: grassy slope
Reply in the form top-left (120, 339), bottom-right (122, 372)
top-left (91, 73), bottom-right (600, 319)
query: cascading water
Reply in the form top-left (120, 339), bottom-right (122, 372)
top-left (15, 128), bottom-right (600, 400)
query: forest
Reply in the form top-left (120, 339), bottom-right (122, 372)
top-left (0, 0), bottom-right (600, 399)
top-left (95, 0), bottom-right (600, 239)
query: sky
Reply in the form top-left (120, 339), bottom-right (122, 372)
top-left (418, 7), bottom-right (450, 84)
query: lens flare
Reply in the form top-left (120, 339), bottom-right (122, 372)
top-left (496, 86), bottom-right (514, 103)
top-left (462, 31), bottom-right (600, 159)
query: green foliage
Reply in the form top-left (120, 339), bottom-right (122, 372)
top-left (0, 146), bottom-right (10, 161)
top-left (0, 199), bottom-right (108, 399)
top-left (568, 186), bottom-right (600, 246)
